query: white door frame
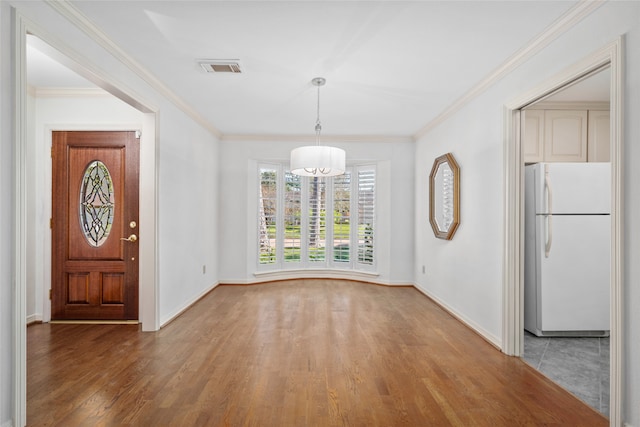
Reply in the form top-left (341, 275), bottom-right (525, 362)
top-left (502, 38), bottom-right (623, 425)
top-left (13, 11), bottom-right (159, 427)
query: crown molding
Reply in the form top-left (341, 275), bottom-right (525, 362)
top-left (221, 134), bottom-right (414, 144)
top-left (46, 0), bottom-right (223, 139)
top-left (413, 0), bottom-right (606, 140)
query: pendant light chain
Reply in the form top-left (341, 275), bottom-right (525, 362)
top-left (315, 81), bottom-right (322, 146)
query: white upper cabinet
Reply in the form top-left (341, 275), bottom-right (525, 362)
top-left (522, 110), bottom-right (544, 163)
top-left (543, 110), bottom-right (588, 162)
top-left (523, 104), bottom-right (609, 164)
top-left (588, 110), bottom-right (611, 162)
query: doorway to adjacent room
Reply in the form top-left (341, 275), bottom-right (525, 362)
top-left (502, 39), bottom-right (623, 424)
top-left (519, 67), bottom-right (611, 416)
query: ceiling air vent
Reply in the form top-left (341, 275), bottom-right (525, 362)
top-left (198, 60), bottom-right (242, 74)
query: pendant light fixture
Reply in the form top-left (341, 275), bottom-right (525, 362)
top-left (290, 77), bottom-right (346, 177)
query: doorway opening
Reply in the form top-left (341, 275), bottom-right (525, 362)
top-left (502, 39), bottom-right (623, 425)
top-left (22, 33), bottom-right (158, 327)
top-left (14, 17), bottom-right (159, 426)
top-left (520, 66), bottom-right (611, 417)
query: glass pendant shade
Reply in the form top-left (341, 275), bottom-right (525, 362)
top-left (290, 145), bottom-right (346, 177)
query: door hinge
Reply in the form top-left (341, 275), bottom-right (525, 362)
top-left (50, 218), bottom-right (53, 229)
top-left (51, 146), bottom-right (53, 157)
top-left (135, 130), bottom-right (141, 139)
top-left (49, 289), bottom-right (52, 300)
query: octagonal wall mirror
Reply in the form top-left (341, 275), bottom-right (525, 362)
top-left (429, 153), bottom-right (460, 240)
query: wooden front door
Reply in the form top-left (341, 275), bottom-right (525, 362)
top-left (52, 131), bottom-right (139, 320)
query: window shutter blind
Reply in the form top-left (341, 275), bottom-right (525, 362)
top-left (284, 172), bottom-right (302, 262)
top-left (258, 167), bottom-right (278, 264)
top-left (308, 177), bottom-right (326, 261)
top-left (333, 172), bottom-right (351, 263)
top-left (357, 169), bottom-right (375, 265)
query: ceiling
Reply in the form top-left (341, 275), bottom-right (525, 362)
top-left (27, 1), bottom-right (608, 139)
top-left (542, 66), bottom-right (610, 103)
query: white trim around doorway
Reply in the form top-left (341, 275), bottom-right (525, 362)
top-left (13, 10), bottom-right (160, 427)
top-left (502, 38), bottom-right (623, 426)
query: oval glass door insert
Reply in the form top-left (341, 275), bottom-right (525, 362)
top-left (79, 160), bottom-right (115, 247)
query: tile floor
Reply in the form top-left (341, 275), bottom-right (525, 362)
top-left (523, 331), bottom-right (610, 417)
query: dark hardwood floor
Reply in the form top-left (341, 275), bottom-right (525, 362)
top-left (28, 279), bottom-right (607, 426)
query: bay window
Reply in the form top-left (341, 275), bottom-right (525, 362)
top-left (258, 163), bottom-right (376, 272)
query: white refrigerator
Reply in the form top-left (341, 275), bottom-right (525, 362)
top-left (524, 162), bottom-right (610, 337)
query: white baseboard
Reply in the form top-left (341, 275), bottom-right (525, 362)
top-left (413, 284), bottom-right (502, 349)
top-left (26, 313), bottom-right (43, 325)
top-left (159, 282), bottom-right (219, 327)
top-left (222, 270), bottom-right (411, 287)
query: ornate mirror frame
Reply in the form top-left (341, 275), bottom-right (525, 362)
top-left (429, 153), bottom-right (460, 240)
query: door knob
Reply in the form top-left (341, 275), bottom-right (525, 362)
top-left (120, 234), bottom-right (137, 242)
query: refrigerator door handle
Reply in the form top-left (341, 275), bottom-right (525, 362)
top-left (545, 214), bottom-right (553, 258)
top-left (544, 164), bottom-right (553, 257)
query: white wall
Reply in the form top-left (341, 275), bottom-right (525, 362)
top-left (414, 1), bottom-right (640, 424)
top-left (219, 139), bottom-right (414, 286)
top-left (157, 106), bottom-right (219, 325)
top-left (415, 106), bottom-right (504, 345)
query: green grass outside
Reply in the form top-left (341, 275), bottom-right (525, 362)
top-left (268, 223), bottom-right (364, 239)
top-left (261, 245), bottom-right (352, 263)
top-left (260, 222), bottom-right (372, 264)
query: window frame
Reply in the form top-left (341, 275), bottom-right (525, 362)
top-left (257, 162), bottom-right (376, 273)
top-left (257, 164), bottom-right (280, 270)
